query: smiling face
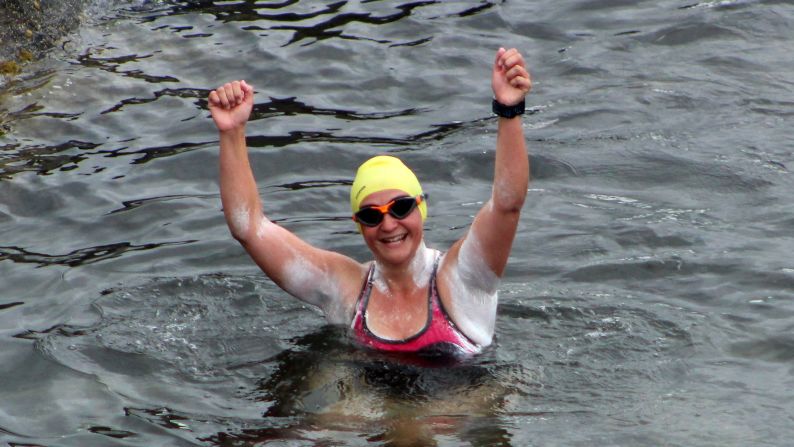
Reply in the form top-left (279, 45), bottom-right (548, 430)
top-left (358, 189), bottom-right (424, 268)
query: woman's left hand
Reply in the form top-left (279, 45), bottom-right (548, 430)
top-left (492, 48), bottom-right (532, 106)
top-left (209, 80), bottom-right (254, 133)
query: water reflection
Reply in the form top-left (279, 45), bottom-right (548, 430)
top-left (213, 326), bottom-right (519, 446)
top-left (37, 274), bottom-right (531, 445)
top-left (31, 271), bottom-right (699, 445)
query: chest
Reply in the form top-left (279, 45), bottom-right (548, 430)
top-left (364, 287), bottom-right (430, 341)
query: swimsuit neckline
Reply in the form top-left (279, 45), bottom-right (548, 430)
top-left (360, 253), bottom-right (438, 344)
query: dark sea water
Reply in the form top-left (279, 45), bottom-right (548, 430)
top-left (2, 0), bottom-right (793, 445)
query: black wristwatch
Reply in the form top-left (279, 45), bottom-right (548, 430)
top-left (492, 98), bottom-right (525, 118)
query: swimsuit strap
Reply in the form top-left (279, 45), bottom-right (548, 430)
top-left (429, 253), bottom-right (479, 348)
top-left (354, 262), bottom-right (376, 316)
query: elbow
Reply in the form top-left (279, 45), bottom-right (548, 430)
top-left (492, 174), bottom-right (528, 214)
top-left (225, 205), bottom-right (257, 244)
top-left (229, 227), bottom-right (252, 245)
top-left (491, 189), bottom-right (526, 215)
top-left (495, 199), bottom-right (525, 215)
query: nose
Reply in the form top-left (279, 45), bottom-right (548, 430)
top-left (379, 212), bottom-right (399, 231)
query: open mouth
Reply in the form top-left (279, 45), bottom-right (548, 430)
top-left (380, 233), bottom-right (407, 245)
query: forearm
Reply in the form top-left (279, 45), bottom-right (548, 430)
top-left (492, 116), bottom-right (529, 213)
top-left (219, 127), bottom-right (263, 242)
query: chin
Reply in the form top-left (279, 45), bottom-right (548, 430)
top-left (375, 236), bottom-right (418, 265)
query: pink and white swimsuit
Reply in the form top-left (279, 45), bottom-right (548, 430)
top-left (351, 255), bottom-right (480, 355)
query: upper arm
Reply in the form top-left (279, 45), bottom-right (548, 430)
top-left (238, 214), bottom-right (365, 324)
top-left (448, 197), bottom-right (521, 282)
top-left (437, 198), bottom-right (522, 346)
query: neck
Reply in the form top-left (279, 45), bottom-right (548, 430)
top-left (374, 241), bottom-right (435, 295)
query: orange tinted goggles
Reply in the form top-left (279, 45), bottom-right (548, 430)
top-left (353, 194), bottom-right (426, 227)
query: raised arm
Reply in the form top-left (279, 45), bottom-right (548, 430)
top-left (210, 81), bottom-right (260, 242)
top-left (439, 48), bottom-right (531, 346)
top-left (209, 81), bottom-right (363, 324)
top-left (478, 46), bottom-right (531, 271)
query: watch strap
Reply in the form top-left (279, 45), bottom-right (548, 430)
top-left (492, 99), bottom-right (525, 118)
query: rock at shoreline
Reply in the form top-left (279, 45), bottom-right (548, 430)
top-left (1, 0), bottom-right (87, 74)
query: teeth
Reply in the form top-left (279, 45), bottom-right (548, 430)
top-left (383, 234), bottom-right (405, 243)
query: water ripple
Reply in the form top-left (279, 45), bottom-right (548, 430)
top-left (644, 22), bottom-right (743, 46)
top-left (75, 50), bottom-right (180, 83)
top-left (87, 425), bottom-right (136, 440)
top-left (100, 140), bottom-right (209, 165)
top-left (271, 1), bottom-right (438, 46)
top-left (106, 193), bottom-right (215, 215)
top-left (730, 335), bottom-right (794, 363)
top-left (14, 322), bottom-right (98, 341)
top-left (100, 87), bottom-right (206, 115)
top-left (0, 301), bottom-right (25, 311)
top-left (0, 240), bottom-right (196, 268)
top-left (0, 139), bottom-right (99, 178)
top-left (248, 96), bottom-right (429, 121)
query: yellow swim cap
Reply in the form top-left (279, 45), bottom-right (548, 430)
top-left (350, 155), bottom-right (427, 221)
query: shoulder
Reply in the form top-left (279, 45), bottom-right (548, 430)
top-left (282, 248), bottom-right (371, 325)
top-left (323, 257), bottom-right (373, 325)
top-left (438, 229), bottom-right (500, 295)
top-left (435, 240), bottom-right (500, 347)
top-left (324, 253), bottom-right (372, 307)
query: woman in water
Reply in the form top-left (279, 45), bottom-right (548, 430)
top-left (209, 47), bottom-right (530, 356)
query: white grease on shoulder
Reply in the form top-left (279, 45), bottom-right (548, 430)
top-left (458, 231), bottom-right (499, 294)
top-left (445, 232), bottom-right (500, 347)
top-left (281, 251), bottom-right (349, 325)
top-left (371, 264), bottom-right (390, 297)
top-left (252, 217), bottom-right (353, 324)
top-left (409, 242), bottom-right (436, 289)
top-left (230, 205), bottom-right (251, 236)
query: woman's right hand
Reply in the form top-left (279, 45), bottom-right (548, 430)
top-left (209, 80), bottom-right (254, 132)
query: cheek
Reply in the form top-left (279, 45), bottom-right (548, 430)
top-left (408, 212), bottom-right (424, 233)
top-left (361, 228), bottom-right (379, 249)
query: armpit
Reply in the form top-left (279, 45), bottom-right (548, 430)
top-left (457, 233), bottom-right (500, 295)
top-left (281, 255), bottom-right (352, 325)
